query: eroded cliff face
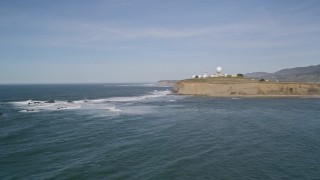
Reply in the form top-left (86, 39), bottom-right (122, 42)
top-left (173, 79), bottom-right (320, 96)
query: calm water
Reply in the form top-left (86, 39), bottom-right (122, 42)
top-left (0, 84), bottom-right (320, 179)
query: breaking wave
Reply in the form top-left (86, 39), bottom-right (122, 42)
top-left (12, 90), bottom-right (172, 113)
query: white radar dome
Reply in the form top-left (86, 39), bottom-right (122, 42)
top-left (216, 67), bottom-right (222, 73)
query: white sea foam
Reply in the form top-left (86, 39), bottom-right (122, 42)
top-left (19, 109), bottom-right (40, 113)
top-left (231, 98), bottom-right (241, 100)
top-left (88, 90), bottom-right (171, 102)
top-left (12, 90), bottom-right (172, 113)
top-left (12, 100), bottom-right (38, 105)
top-left (107, 106), bottom-right (122, 112)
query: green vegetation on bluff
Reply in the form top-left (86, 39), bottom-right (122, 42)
top-left (182, 77), bottom-right (259, 84)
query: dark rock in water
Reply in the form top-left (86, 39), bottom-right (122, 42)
top-left (27, 109), bottom-right (35, 112)
top-left (45, 100), bottom-right (55, 103)
top-left (28, 101), bottom-right (42, 105)
top-left (0, 112), bottom-right (3, 116)
top-left (67, 100), bottom-right (73, 103)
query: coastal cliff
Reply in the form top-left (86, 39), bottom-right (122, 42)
top-left (173, 78), bottom-right (320, 96)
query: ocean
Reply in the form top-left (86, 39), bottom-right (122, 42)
top-left (0, 84), bottom-right (320, 179)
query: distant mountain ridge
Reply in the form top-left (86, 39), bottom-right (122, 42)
top-left (275, 64), bottom-right (320, 76)
top-left (246, 64), bottom-right (320, 82)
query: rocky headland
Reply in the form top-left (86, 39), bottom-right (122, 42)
top-left (156, 80), bottom-right (177, 87)
top-left (173, 78), bottom-right (320, 97)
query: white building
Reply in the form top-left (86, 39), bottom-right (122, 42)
top-left (192, 66), bottom-right (242, 79)
top-left (211, 66), bottom-right (226, 77)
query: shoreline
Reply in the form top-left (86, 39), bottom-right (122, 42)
top-left (171, 93), bottom-right (320, 98)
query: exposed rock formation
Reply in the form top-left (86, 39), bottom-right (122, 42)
top-left (45, 100), bottom-right (55, 103)
top-left (173, 78), bottom-right (320, 96)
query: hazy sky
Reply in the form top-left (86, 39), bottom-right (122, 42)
top-left (1, 0), bottom-right (320, 83)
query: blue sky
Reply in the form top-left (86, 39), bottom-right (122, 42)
top-left (0, 0), bottom-right (320, 83)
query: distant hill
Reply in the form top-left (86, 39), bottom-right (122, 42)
top-left (275, 64), bottom-right (320, 76)
top-left (245, 64), bottom-right (320, 82)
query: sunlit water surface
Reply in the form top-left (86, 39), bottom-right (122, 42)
top-left (1, 84), bottom-right (320, 179)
